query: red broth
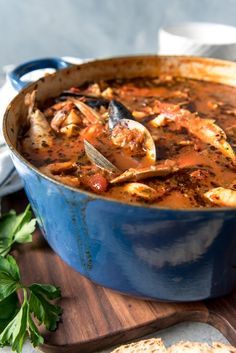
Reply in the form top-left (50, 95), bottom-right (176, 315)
top-left (19, 76), bottom-right (236, 208)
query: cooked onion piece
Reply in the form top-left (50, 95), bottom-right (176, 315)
top-left (204, 187), bottom-right (236, 207)
top-left (122, 183), bottom-right (158, 201)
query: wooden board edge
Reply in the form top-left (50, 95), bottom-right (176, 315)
top-left (40, 309), bottom-right (209, 353)
top-left (207, 311), bottom-right (236, 346)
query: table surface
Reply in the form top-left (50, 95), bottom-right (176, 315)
top-left (0, 68), bottom-right (232, 353)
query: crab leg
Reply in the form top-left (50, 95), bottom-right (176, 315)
top-left (150, 101), bottom-right (235, 161)
top-left (110, 163), bottom-right (180, 184)
top-left (185, 117), bottom-right (235, 161)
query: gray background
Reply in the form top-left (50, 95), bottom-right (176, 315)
top-left (1, 0), bottom-right (236, 67)
top-left (0, 1), bottom-right (234, 350)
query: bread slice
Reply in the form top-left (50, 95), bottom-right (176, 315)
top-left (168, 341), bottom-right (236, 353)
top-left (168, 341), bottom-right (213, 352)
top-left (212, 342), bottom-right (236, 352)
top-left (111, 339), bottom-right (236, 353)
top-left (111, 338), bottom-right (167, 353)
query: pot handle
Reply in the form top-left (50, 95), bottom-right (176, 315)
top-left (8, 57), bottom-right (71, 91)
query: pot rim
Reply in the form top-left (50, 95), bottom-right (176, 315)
top-left (3, 54), bottom-right (236, 213)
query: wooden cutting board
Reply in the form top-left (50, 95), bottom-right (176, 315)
top-left (2, 191), bottom-right (236, 353)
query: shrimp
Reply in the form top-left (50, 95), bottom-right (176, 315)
top-left (40, 161), bottom-right (77, 175)
top-left (39, 162), bottom-right (80, 188)
top-left (150, 101), bottom-right (235, 161)
top-left (69, 98), bottom-right (103, 124)
top-left (51, 108), bottom-right (82, 136)
top-left (204, 187), bottom-right (236, 207)
top-left (50, 110), bottom-right (67, 132)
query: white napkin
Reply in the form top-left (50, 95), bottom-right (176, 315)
top-left (0, 144), bottom-right (23, 198)
top-left (0, 68), bottom-right (23, 200)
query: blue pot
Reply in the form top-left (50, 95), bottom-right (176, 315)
top-left (3, 56), bottom-right (236, 301)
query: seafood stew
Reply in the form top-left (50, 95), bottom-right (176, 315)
top-left (19, 76), bottom-right (236, 208)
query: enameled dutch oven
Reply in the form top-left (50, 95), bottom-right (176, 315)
top-left (3, 55), bottom-right (236, 302)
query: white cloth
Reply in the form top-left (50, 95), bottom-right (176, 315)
top-left (0, 145), bottom-right (23, 198)
top-left (0, 68), bottom-right (23, 199)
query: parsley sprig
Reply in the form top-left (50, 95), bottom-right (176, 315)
top-left (0, 206), bottom-right (62, 353)
top-left (0, 205), bottom-right (36, 257)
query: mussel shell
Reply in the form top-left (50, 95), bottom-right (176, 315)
top-left (84, 98), bottom-right (109, 109)
top-left (61, 90), bottom-right (97, 99)
top-left (57, 94), bottom-right (109, 109)
top-left (108, 100), bottom-right (134, 130)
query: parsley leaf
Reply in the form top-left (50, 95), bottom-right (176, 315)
top-left (0, 207), bottom-right (62, 353)
top-left (0, 205), bottom-right (36, 257)
top-left (29, 284), bottom-right (62, 331)
top-left (0, 255), bottom-right (21, 301)
top-left (0, 257), bottom-right (62, 353)
top-left (27, 315), bottom-right (44, 347)
top-left (29, 283), bottom-right (61, 300)
top-left (0, 293), bottom-right (19, 333)
top-left (0, 290), bottom-right (28, 352)
top-left (0, 290), bottom-right (44, 351)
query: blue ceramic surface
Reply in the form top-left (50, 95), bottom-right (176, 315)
top-left (4, 56), bottom-right (236, 301)
top-left (11, 153), bottom-right (236, 301)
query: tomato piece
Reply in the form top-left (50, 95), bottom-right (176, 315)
top-left (83, 173), bottom-right (108, 194)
